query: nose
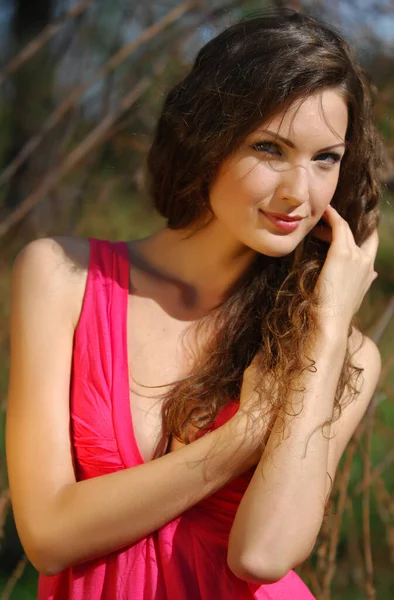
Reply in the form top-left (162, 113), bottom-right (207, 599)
top-left (277, 164), bottom-right (309, 207)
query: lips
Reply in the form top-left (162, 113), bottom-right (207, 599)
top-left (264, 212), bottom-right (303, 222)
top-left (259, 210), bottom-right (302, 233)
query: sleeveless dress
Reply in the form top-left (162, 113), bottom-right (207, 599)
top-left (37, 238), bottom-right (315, 600)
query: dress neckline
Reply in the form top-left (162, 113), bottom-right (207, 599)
top-left (111, 240), bottom-right (146, 467)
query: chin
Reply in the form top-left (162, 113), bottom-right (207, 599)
top-left (259, 249), bottom-right (293, 258)
top-left (253, 239), bottom-right (300, 258)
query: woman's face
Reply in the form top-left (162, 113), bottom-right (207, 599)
top-left (209, 89), bottom-right (348, 257)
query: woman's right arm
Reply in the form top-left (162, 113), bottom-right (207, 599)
top-left (6, 238), bottom-right (260, 577)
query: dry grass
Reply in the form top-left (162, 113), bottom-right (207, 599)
top-left (0, 191), bottom-right (393, 599)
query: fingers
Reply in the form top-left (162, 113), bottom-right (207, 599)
top-left (310, 205), bottom-right (352, 247)
top-left (311, 205), bottom-right (379, 263)
top-left (321, 205), bottom-right (355, 247)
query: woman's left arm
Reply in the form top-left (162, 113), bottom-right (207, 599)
top-left (227, 328), bottom-right (381, 584)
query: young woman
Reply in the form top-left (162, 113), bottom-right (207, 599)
top-left (6, 10), bottom-right (383, 600)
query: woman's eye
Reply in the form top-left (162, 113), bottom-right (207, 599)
top-left (251, 141), bottom-right (282, 156)
top-left (315, 152), bottom-right (342, 167)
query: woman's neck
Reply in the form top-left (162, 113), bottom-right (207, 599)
top-left (127, 222), bottom-right (256, 313)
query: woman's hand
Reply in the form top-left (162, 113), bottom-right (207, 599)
top-left (311, 204), bottom-right (379, 333)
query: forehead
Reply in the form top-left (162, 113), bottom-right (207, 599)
top-left (257, 89), bottom-right (348, 143)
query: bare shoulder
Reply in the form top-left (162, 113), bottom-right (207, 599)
top-left (348, 326), bottom-right (381, 380)
top-left (12, 236), bottom-right (91, 329)
top-left (339, 326), bottom-right (382, 415)
top-left (13, 236), bottom-right (90, 274)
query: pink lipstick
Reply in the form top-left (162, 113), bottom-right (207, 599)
top-left (260, 211), bottom-right (302, 233)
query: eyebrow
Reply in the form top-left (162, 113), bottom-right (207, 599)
top-left (257, 129), bottom-right (346, 153)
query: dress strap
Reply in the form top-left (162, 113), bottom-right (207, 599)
top-left (75, 238), bottom-right (141, 467)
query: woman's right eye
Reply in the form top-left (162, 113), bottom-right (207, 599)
top-left (251, 141), bottom-right (282, 155)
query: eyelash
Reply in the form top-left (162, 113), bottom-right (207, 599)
top-left (251, 141), bottom-right (343, 167)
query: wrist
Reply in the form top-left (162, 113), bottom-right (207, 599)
top-left (228, 407), bottom-right (266, 469)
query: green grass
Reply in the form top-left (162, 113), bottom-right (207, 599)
top-left (0, 563), bottom-right (38, 599)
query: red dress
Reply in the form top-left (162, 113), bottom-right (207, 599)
top-left (38, 238), bottom-right (315, 599)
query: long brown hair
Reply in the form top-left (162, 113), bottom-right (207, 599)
top-left (145, 10), bottom-right (384, 448)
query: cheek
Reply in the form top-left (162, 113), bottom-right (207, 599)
top-left (311, 172), bottom-right (340, 216)
top-left (241, 168), bottom-right (277, 202)
top-left (224, 161), bottom-right (278, 208)
top-left (211, 160), bottom-right (274, 211)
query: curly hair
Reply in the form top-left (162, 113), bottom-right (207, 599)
top-left (144, 10), bottom-right (384, 452)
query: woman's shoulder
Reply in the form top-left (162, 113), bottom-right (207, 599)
top-left (12, 236), bottom-right (94, 329)
top-left (14, 235), bottom-right (91, 271)
top-left (348, 326), bottom-right (380, 366)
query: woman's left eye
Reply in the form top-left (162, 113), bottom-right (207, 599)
top-left (315, 152), bottom-right (342, 166)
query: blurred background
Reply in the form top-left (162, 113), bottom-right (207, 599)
top-left (0, 0), bottom-right (393, 598)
